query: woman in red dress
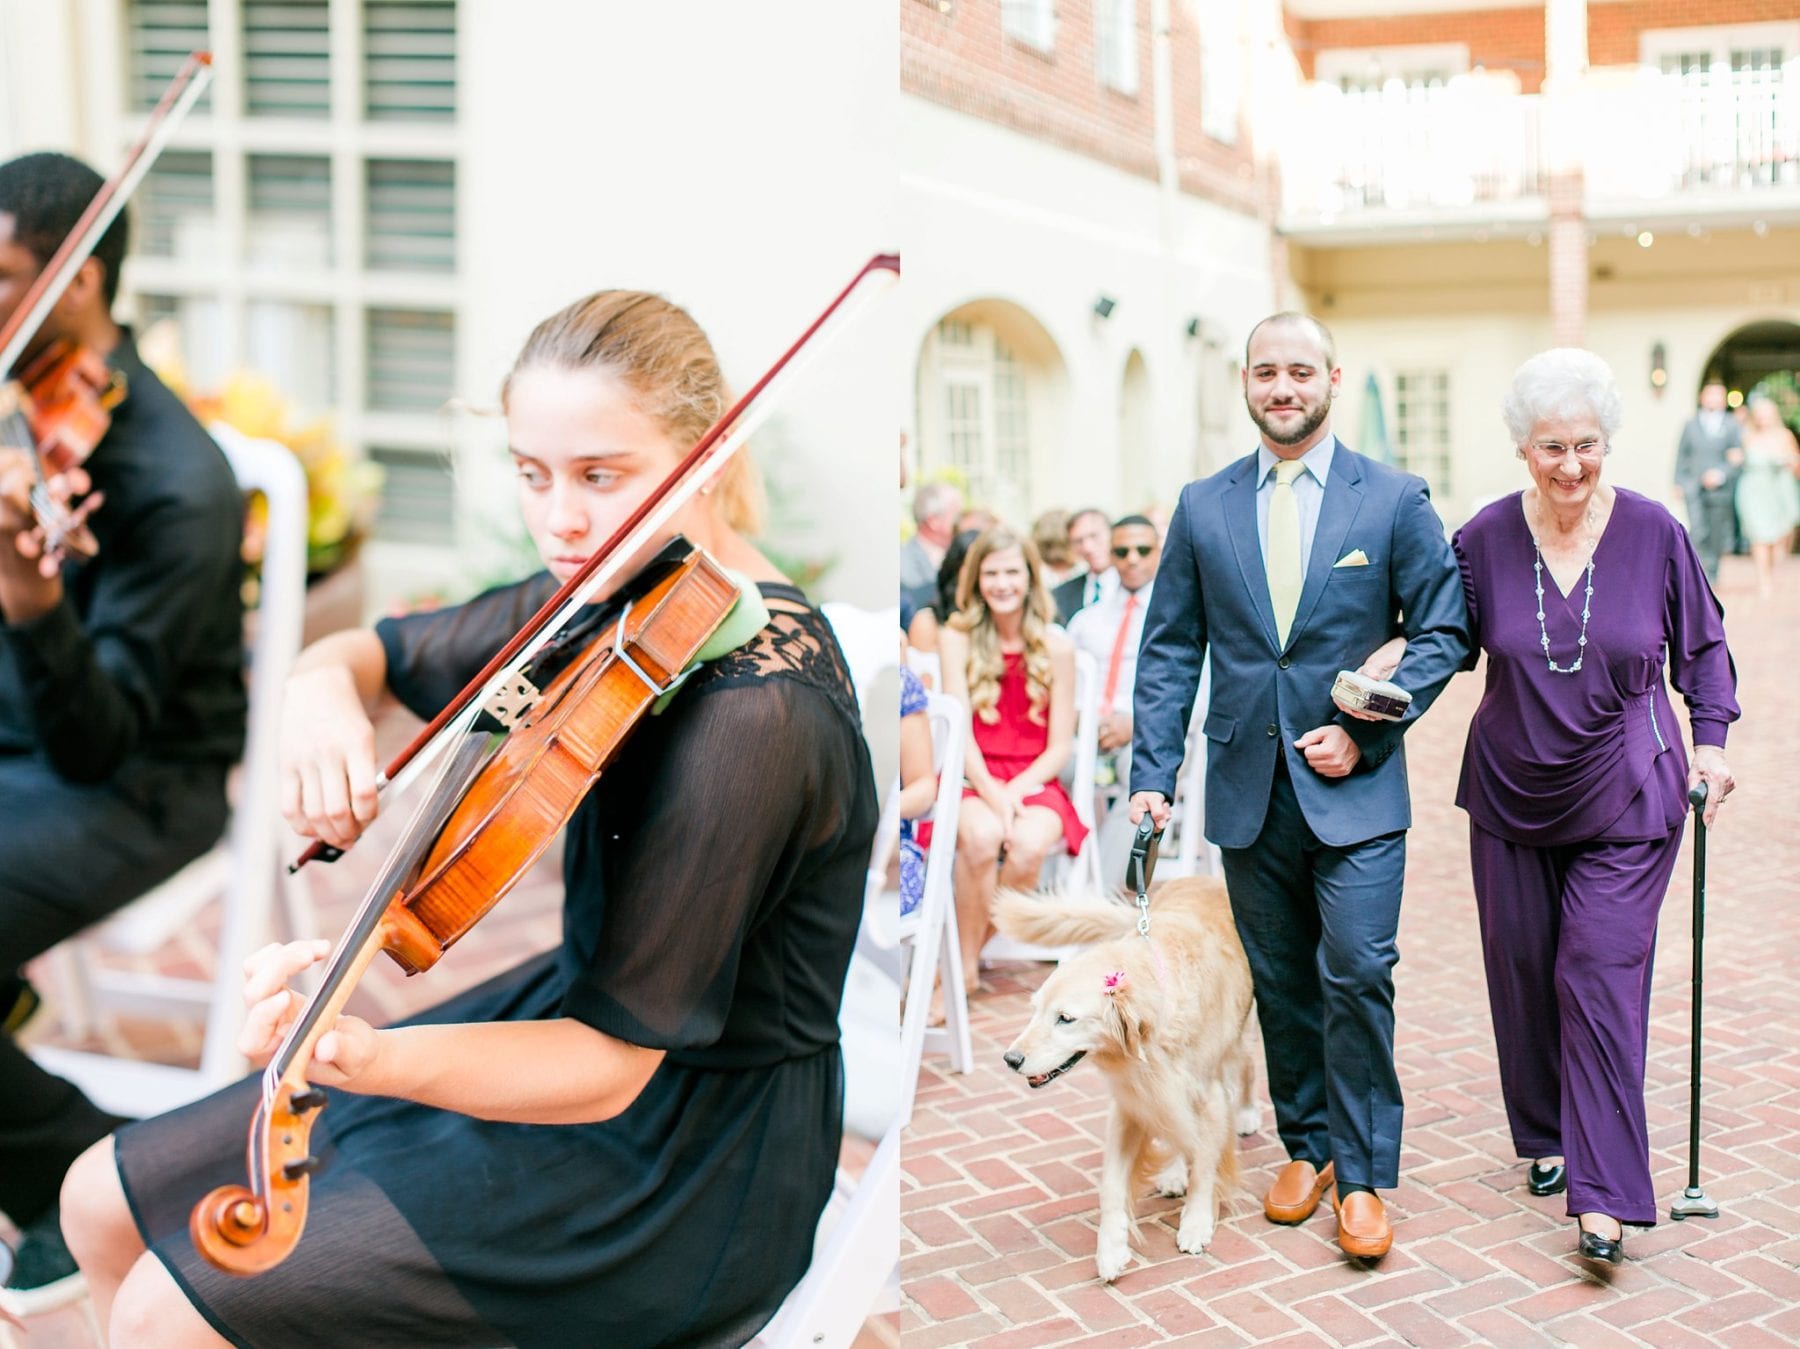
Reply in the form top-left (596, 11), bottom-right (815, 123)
top-left (939, 526), bottom-right (1087, 992)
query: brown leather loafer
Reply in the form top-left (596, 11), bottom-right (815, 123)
top-left (1264, 1159), bottom-right (1335, 1224)
top-left (1332, 1190), bottom-right (1393, 1259)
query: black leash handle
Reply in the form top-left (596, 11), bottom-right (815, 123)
top-left (1128, 815), bottom-right (1164, 938)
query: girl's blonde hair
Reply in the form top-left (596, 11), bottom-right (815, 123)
top-left (501, 290), bottom-right (766, 533)
top-left (948, 525), bottom-right (1055, 725)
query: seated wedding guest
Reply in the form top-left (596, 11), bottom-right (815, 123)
top-left (1031, 509), bottom-right (1075, 589)
top-left (904, 527), bottom-right (978, 656)
top-left (1051, 507), bottom-right (1115, 623)
top-left (937, 526), bottom-right (1085, 992)
top-left (898, 661), bottom-right (934, 919)
top-left (1453, 348), bottom-right (1739, 1266)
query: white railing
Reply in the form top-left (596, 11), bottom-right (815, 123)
top-left (1281, 63), bottom-right (1799, 225)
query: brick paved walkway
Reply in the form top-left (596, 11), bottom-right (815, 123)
top-left (902, 554), bottom-right (1800, 1348)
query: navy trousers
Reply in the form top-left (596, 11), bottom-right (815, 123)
top-left (0, 753), bottom-right (227, 1227)
top-left (1220, 759), bottom-right (1407, 1189)
top-left (1469, 821), bottom-right (1682, 1227)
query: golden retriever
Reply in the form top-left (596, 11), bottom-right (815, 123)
top-left (997, 875), bottom-right (1257, 1282)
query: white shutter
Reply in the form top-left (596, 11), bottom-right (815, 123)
top-left (365, 159), bottom-right (456, 272)
top-left (137, 150), bottom-right (215, 260)
top-left (369, 446), bottom-right (455, 542)
top-left (365, 0), bottom-right (458, 122)
top-left (126, 2), bottom-right (212, 112)
top-left (247, 155), bottom-right (333, 269)
top-left (243, 0), bottom-right (332, 119)
top-left (366, 307), bottom-right (455, 412)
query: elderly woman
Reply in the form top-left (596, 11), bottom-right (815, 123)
top-left (1452, 349), bottom-right (1739, 1266)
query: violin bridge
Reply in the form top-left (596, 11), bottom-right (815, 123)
top-left (482, 672), bottom-right (542, 728)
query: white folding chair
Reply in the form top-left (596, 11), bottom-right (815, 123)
top-left (749, 1118), bottom-right (899, 1348)
top-left (820, 601), bottom-right (901, 713)
top-left (896, 693), bottom-right (971, 1125)
top-left (31, 426), bottom-right (308, 1118)
top-left (982, 649), bottom-right (1098, 964)
top-left (903, 645), bottom-right (940, 690)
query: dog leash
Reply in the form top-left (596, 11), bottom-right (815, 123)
top-left (1128, 815), bottom-right (1163, 938)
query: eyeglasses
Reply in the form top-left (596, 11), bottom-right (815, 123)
top-left (1112, 544), bottom-right (1155, 559)
top-left (1528, 440), bottom-right (1606, 462)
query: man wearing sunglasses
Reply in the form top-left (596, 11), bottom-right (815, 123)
top-left (1067, 515), bottom-right (1160, 878)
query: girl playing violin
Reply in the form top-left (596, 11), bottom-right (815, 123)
top-left (61, 291), bottom-right (878, 1347)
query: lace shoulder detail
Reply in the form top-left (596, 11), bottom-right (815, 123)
top-left (684, 584), bottom-right (860, 724)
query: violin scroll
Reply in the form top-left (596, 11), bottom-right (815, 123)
top-left (190, 1081), bottom-right (329, 1276)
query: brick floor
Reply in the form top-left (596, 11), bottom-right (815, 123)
top-left (903, 554), bottom-right (1800, 1346)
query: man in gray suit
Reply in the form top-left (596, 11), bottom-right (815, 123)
top-left (1128, 314), bottom-right (1469, 1261)
top-left (901, 481), bottom-right (962, 613)
top-left (1674, 380), bottom-right (1743, 585)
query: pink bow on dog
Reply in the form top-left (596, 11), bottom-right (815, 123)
top-left (1102, 970), bottom-right (1128, 995)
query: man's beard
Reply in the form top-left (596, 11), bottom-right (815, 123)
top-left (1249, 399), bottom-right (1329, 447)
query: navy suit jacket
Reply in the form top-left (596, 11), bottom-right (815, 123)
top-left (1129, 438), bottom-right (1470, 849)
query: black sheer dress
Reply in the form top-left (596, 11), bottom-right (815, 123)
top-left (112, 576), bottom-right (876, 1348)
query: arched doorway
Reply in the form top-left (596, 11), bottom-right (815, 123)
top-left (1699, 319), bottom-right (1800, 408)
top-left (916, 300), bottom-right (1068, 530)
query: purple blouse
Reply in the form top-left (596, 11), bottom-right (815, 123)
top-left (1453, 488), bottom-right (1739, 846)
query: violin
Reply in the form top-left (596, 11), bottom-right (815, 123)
top-left (190, 253), bottom-right (900, 1276)
top-left (0, 52), bottom-right (211, 567)
top-left (0, 340), bottom-right (127, 563)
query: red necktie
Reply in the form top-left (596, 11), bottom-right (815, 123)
top-left (1101, 592), bottom-right (1139, 716)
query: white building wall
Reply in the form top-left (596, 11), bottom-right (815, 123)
top-left (899, 95), bottom-right (1277, 524)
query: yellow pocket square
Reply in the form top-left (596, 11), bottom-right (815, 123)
top-left (1333, 550), bottom-right (1370, 568)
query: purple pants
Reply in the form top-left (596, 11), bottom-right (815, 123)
top-left (1468, 821), bottom-right (1684, 1226)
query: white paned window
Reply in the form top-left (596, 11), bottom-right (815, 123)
top-left (1002, 0), bottom-right (1056, 54)
top-left (1316, 44), bottom-right (1467, 93)
top-left (922, 317), bottom-right (1034, 525)
top-left (1643, 23), bottom-right (1798, 74)
top-left (365, 0), bottom-right (458, 121)
top-left (1199, 0), bottom-right (1241, 144)
top-left (242, 0), bottom-right (332, 119)
top-left (137, 151), bottom-right (215, 261)
top-left (120, 0), bottom-right (463, 549)
top-left (247, 155), bottom-right (333, 270)
top-left (366, 159), bottom-right (456, 272)
top-left (1095, 0), bottom-right (1140, 95)
top-left (1394, 371), bottom-right (1452, 497)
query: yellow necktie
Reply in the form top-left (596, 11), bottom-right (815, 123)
top-left (1268, 459), bottom-right (1305, 646)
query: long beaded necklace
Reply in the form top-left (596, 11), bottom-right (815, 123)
top-left (1530, 495), bottom-right (1598, 675)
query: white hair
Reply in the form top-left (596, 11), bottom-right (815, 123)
top-left (1501, 348), bottom-right (1623, 446)
top-left (912, 480), bottom-right (962, 525)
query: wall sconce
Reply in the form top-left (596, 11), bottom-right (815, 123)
top-left (1093, 295), bottom-right (1117, 320)
top-left (1185, 316), bottom-right (1202, 339)
top-left (933, 0), bottom-right (954, 14)
top-left (1650, 341), bottom-right (1667, 397)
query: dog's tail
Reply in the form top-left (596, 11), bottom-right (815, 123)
top-left (992, 887), bottom-right (1139, 947)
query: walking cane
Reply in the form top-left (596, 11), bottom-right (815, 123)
top-left (1670, 781), bottom-right (1719, 1221)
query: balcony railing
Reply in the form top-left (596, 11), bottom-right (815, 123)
top-left (1280, 65), bottom-right (1800, 230)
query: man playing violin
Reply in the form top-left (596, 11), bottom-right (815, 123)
top-left (0, 151), bottom-right (246, 1301)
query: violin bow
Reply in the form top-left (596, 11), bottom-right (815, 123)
top-left (0, 53), bottom-right (213, 377)
top-left (291, 250), bottom-right (900, 871)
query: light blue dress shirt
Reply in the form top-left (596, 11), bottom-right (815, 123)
top-left (1255, 436), bottom-right (1336, 577)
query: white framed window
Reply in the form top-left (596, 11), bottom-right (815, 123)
top-left (1393, 370), bottom-right (1452, 498)
top-left (920, 317), bottom-right (1034, 525)
top-left (1315, 44), bottom-right (1469, 93)
top-left (1095, 0), bottom-right (1139, 95)
top-left (1002, 0), bottom-right (1056, 55)
top-left (121, 0), bottom-right (464, 548)
top-left (1198, 0), bottom-right (1241, 144)
top-left (1641, 23), bottom-right (1800, 74)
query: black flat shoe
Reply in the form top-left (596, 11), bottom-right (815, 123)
top-left (1527, 1162), bottom-right (1567, 1196)
top-left (1576, 1224), bottom-right (1624, 1265)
